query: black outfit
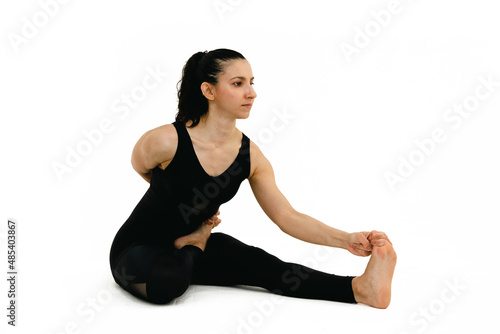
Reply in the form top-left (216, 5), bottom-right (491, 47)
top-left (109, 121), bottom-right (356, 304)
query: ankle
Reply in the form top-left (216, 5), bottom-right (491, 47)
top-left (351, 276), bottom-right (366, 304)
top-left (174, 237), bottom-right (207, 251)
top-left (173, 224), bottom-right (213, 250)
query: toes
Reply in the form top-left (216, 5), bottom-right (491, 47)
top-left (203, 220), bottom-right (214, 227)
top-left (371, 239), bottom-right (386, 246)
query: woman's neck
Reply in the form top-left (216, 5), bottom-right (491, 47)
top-left (192, 110), bottom-right (238, 145)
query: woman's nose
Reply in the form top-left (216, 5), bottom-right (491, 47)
top-left (247, 86), bottom-right (257, 99)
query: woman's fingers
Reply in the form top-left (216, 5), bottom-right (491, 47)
top-left (212, 210), bottom-right (221, 226)
top-left (210, 210), bottom-right (221, 221)
top-left (354, 243), bottom-right (372, 256)
top-left (368, 230), bottom-right (391, 246)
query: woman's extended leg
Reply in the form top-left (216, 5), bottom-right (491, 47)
top-left (191, 233), bottom-right (358, 303)
top-left (191, 232), bottom-right (396, 308)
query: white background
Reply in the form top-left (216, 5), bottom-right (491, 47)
top-left (1, 0), bottom-right (499, 333)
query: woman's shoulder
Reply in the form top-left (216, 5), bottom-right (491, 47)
top-left (146, 123), bottom-right (178, 139)
top-left (140, 123), bottom-right (180, 149)
top-left (246, 137), bottom-right (269, 179)
top-left (246, 136), bottom-right (262, 155)
top-left (133, 123), bottom-right (179, 170)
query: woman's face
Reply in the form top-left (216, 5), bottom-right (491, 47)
top-left (209, 59), bottom-right (257, 119)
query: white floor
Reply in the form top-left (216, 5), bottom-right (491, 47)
top-left (3, 194), bottom-right (498, 334)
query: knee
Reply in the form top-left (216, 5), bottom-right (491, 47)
top-left (146, 271), bottom-right (190, 305)
top-left (147, 292), bottom-right (176, 305)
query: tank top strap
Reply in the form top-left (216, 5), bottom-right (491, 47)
top-left (170, 121), bottom-right (197, 167)
top-left (174, 121), bottom-right (201, 154)
top-left (237, 132), bottom-right (251, 179)
top-left (172, 121), bottom-right (189, 147)
top-left (240, 133), bottom-right (250, 159)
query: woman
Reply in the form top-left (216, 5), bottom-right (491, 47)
top-left (109, 48), bottom-right (397, 308)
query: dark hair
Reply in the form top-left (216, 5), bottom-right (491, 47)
top-left (175, 48), bottom-right (246, 127)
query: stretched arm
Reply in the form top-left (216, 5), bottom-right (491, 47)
top-left (248, 141), bottom-right (377, 256)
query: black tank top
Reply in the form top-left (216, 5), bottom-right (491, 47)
top-left (110, 121), bottom-right (250, 263)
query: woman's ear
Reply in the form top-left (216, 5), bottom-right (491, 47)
top-left (201, 82), bottom-right (215, 101)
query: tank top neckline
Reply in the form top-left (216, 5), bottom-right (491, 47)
top-left (179, 123), bottom-right (246, 179)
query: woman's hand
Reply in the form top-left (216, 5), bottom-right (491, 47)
top-left (347, 232), bottom-right (373, 257)
top-left (347, 230), bottom-right (392, 257)
top-left (203, 210), bottom-right (221, 228)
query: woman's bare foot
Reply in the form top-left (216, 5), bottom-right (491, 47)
top-left (352, 242), bottom-right (397, 309)
top-left (173, 223), bottom-right (213, 251)
top-left (173, 211), bottom-right (221, 251)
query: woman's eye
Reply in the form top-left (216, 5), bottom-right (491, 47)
top-left (233, 81), bottom-right (254, 86)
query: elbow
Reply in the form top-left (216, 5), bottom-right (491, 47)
top-left (131, 156), bottom-right (152, 182)
top-left (131, 150), bottom-right (140, 172)
top-left (142, 172), bottom-right (152, 183)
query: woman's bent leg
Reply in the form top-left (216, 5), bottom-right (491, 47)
top-left (111, 244), bottom-right (203, 304)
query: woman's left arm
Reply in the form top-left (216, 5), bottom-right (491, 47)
top-left (248, 141), bottom-right (378, 256)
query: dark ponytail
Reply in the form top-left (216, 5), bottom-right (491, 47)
top-left (176, 48), bottom-right (246, 127)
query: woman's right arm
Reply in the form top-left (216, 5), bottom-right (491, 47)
top-left (131, 124), bottom-right (178, 183)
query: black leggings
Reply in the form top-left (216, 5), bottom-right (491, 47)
top-left (110, 232), bottom-right (356, 304)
